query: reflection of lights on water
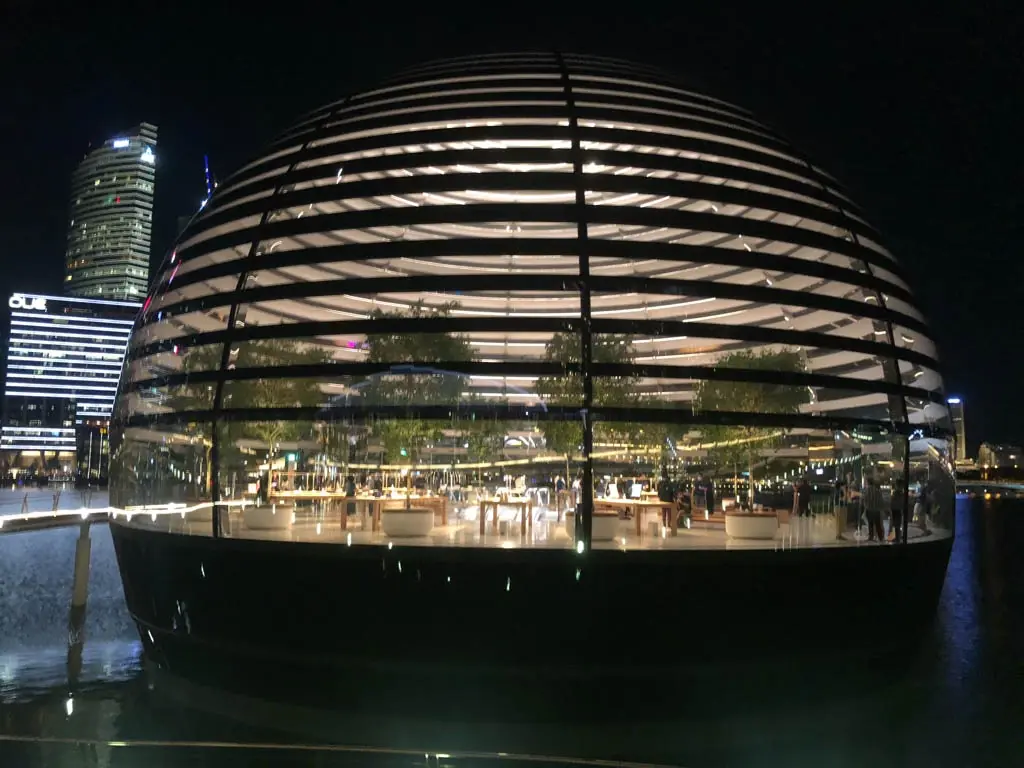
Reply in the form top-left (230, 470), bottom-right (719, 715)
top-left (65, 697), bottom-right (73, 716)
top-left (0, 657), bottom-right (18, 685)
top-left (938, 498), bottom-right (981, 694)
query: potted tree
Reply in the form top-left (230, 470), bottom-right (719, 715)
top-left (462, 411), bottom-right (506, 487)
top-left (694, 348), bottom-right (811, 539)
top-left (216, 338), bottom-right (332, 530)
top-left (361, 302), bottom-right (472, 536)
top-left (535, 332), bottom-right (640, 539)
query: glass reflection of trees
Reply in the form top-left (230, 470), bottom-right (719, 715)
top-left (361, 302), bottom-right (474, 465)
top-left (534, 332), bottom-right (655, 480)
top-left (173, 338), bottom-right (331, 467)
top-left (157, 315), bottom-right (821, 489)
top-left (695, 349), bottom-right (812, 503)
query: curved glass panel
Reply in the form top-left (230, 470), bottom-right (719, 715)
top-left (110, 56), bottom-right (953, 552)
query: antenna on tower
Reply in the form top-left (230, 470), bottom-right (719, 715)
top-left (203, 155), bottom-right (214, 199)
top-left (200, 155), bottom-right (217, 209)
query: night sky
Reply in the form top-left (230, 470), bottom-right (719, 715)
top-left (0, 4), bottom-right (1020, 451)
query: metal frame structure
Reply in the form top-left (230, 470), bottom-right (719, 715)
top-left (112, 53), bottom-right (953, 545)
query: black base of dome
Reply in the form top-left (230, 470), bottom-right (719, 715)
top-left (110, 523), bottom-right (951, 709)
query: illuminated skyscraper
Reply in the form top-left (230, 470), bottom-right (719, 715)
top-left (65, 123), bottom-right (157, 300)
top-left (947, 397), bottom-right (966, 461)
top-left (1, 293), bottom-right (140, 476)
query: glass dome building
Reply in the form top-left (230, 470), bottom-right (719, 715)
top-left (108, 54), bottom-right (955, 685)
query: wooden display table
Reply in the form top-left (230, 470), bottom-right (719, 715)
top-left (321, 495), bottom-right (448, 532)
top-left (335, 497), bottom-right (380, 532)
top-left (479, 497), bottom-right (534, 536)
top-left (594, 498), bottom-right (680, 537)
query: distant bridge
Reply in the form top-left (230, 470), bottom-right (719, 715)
top-left (956, 481), bottom-right (1024, 497)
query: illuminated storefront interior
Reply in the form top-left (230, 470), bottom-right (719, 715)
top-left (110, 53), bottom-right (955, 550)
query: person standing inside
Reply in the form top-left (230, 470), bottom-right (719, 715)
top-left (344, 474), bottom-right (357, 520)
top-left (554, 475), bottom-right (568, 516)
top-left (790, 476), bottom-right (812, 542)
top-left (796, 477), bottom-right (812, 517)
top-left (657, 470), bottom-right (677, 528)
top-left (833, 474), bottom-right (848, 539)
top-left (888, 478), bottom-right (906, 542)
top-left (693, 474), bottom-right (705, 512)
top-left (862, 475), bottom-right (885, 542)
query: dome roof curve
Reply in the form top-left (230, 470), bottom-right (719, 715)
top-left (115, 52), bottom-right (952, 492)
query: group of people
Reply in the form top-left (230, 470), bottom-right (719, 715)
top-left (839, 474), bottom-right (939, 543)
top-left (859, 476), bottom-right (896, 542)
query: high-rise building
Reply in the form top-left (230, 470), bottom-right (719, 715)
top-left (0, 293), bottom-right (140, 477)
top-left (65, 123), bottom-right (157, 300)
top-left (947, 397), bottom-right (966, 462)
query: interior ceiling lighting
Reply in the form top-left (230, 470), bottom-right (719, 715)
top-left (115, 53), bottom-right (950, 495)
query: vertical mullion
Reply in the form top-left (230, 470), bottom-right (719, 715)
top-left (209, 99), bottom-right (350, 537)
top-left (801, 160), bottom-right (913, 543)
top-left (558, 53), bottom-right (593, 551)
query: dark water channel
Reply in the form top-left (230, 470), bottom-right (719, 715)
top-left (0, 497), bottom-right (1020, 766)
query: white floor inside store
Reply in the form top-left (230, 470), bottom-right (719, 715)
top-left (127, 502), bottom-right (946, 551)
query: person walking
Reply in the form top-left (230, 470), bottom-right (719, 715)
top-left (862, 476), bottom-right (885, 542)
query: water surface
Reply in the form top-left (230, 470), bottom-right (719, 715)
top-left (0, 497), bottom-right (1019, 766)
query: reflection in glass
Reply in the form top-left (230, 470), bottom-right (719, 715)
top-left (109, 54), bottom-right (954, 554)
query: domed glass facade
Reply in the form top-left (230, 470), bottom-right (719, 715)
top-left (110, 53), bottom-right (954, 550)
